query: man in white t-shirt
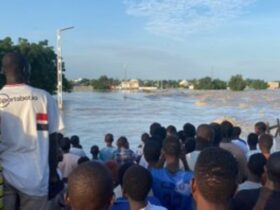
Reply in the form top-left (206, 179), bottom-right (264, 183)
top-left (0, 53), bottom-right (64, 210)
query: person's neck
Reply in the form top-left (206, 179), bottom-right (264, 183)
top-left (249, 146), bottom-right (257, 151)
top-left (262, 152), bottom-right (270, 160)
top-left (148, 162), bottom-right (158, 169)
top-left (128, 199), bottom-right (147, 210)
top-left (247, 172), bottom-right (261, 183)
top-left (265, 180), bottom-right (280, 191)
top-left (165, 156), bottom-right (180, 173)
top-left (221, 138), bottom-right (232, 143)
top-left (6, 78), bottom-right (25, 85)
top-left (106, 143), bottom-right (112, 147)
top-left (196, 199), bottom-right (230, 210)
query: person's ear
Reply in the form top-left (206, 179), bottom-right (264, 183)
top-left (191, 178), bottom-right (197, 201)
top-left (64, 191), bottom-right (71, 207)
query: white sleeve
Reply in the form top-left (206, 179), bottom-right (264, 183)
top-left (47, 93), bottom-right (64, 134)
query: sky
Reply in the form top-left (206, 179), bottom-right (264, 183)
top-left (1, 0), bottom-right (280, 81)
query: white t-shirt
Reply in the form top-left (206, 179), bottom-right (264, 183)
top-left (0, 84), bottom-right (64, 196)
top-left (186, 151), bottom-right (201, 171)
top-left (232, 139), bottom-right (249, 156)
top-left (237, 181), bottom-right (262, 192)
top-left (140, 202), bottom-right (167, 210)
top-left (58, 153), bottom-right (79, 179)
top-left (69, 147), bottom-right (87, 157)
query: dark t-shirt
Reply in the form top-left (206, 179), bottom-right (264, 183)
top-left (233, 187), bottom-right (280, 210)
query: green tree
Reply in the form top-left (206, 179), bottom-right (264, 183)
top-left (229, 75), bottom-right (247, 91)
top-left (0, 37), bottom-right (72, 94)
top-left (92, 75), bottom-right (113, 90)
top-left (246, 79), bottom-right (268, 90)
top-left (212, 79), bottom-right (227, 90)
top-left (195, 77), bottom-right (213, 89)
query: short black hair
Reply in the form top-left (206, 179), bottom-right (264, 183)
top-left (259, 134), bottom-right (273, 153)
top-left (247, 133), bottom-right (258, 147)
top-left (123, 165), bottom-right (152, 202)
top-left (183, 123), bottom-right (196, 138)
top-left (267, 152), bottom-right (280, 184)
top-left (185, 137), bottom-right (196, 154)
top-left (141, 133), bottom-right (149, 144)
top-left (68, 161), bottom-right (113, 210)
top-left (60, 137), bottom-right (71, 153)
top-left (117, 136), bottom-right (128, 148)
top-left (105, 133), bottom-right (114, 143)
top-left (166, 125), bottom-right (177, 136)
top-left (78, 156), bottom-right (90, 165)
top-left (197, 124), bottom-right (214, 142)
top-left (144, 141), bottom-right (161, 163)
top-left (162, 136), bottom-right (181, 157)
top-left (70, 135), bottom-right (80, 147)
top-left (209, 123), bottom-right (222, 146)
top-left (150, 122), bottom-right (161, 136)
top-left (255, 121), bottom-right (267, 135)
top-left (118, 162), bottom-right (135, 187)
top-left (220, 121), bottom-right (234, 140)
top-left (154, 126), bottom-right (167, 141)
top-left (195, 147), bottom-right (238, 204)
top-left (177, 130), bottom-right (186, 143)
top-left (232, 127), bottom-right (241, 139)
top-left (247, 153), bottom-right (267, 178)
top-left (90, 145), bottom-right (100, 155)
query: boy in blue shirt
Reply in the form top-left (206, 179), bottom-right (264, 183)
top-left (151, 136), bottom-right (193, 210)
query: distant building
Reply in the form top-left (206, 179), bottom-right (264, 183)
top-left (120, 79), bottom-right (140, 90)
top-left (268, 82), bottom-right (279, 90)
top-left (179, 80), bottom-right (189, 88)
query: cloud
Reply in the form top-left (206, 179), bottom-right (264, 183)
top-left (124, 0), bottom-right (256, 39)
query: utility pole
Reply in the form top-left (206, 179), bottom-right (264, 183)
top-left (56, 26), bottom-right (74, 109)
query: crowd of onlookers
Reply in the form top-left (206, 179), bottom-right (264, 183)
top-left (52, 120), bottom-right (280, 210)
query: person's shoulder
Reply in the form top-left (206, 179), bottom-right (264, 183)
top-left (148, 203), bottom-right (167, 210)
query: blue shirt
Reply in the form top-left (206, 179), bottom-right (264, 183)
top-left (151, 168), bottom-right (193, 210)
top-left (99, 146), bottom-right (116, 161)
top-left (110, 196), bottom-right (162, 210)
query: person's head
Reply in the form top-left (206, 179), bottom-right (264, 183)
top-left (60, 137), bottom-right (71, 153)
top-left (255, 121), bottom-right (267, 136)
top-left (1, 52), bottom-right (30, 84)
top-left (78, 156), bottom-right (90, 165)
top-left (247, 133), bottom-right (259, 150)
top-left (259, 134), bottom-right (273, 155)
top-left (209, 122), bottom-right (222, 146)
top-left (192, 147), bottom-right (238, 207)
top-left (117, 136), bottom-right (128, 149)
top-left (220, 120), bottom-right (234, 141)
top-left (70, 135), bottom-right (81, 148)
top-left (166, 125), bottom-right (177, 137)
top-left (90, 145), bottom-right (100, 159)
top-left (141, 133), bottom-right (149, 144)
top-left (162, 136), bottom-right (181, 160)
top-left (197, 124), bottom-right (214, 142)
top-left (149, 122), bottom-right (161, 136)
top-left (177, 130), bottom-right (186, 143)
top-left (266, 152), bottom-right (280, 186)
top-left (183, 123), bottom-right (196, 138)
top-left (143, 141), bottom-right (161, 166)
top-left (185, 137), bottom-right (196, 154)
top-left (105, 160), bottom-right (119, 187)
top-left (123, 165), bottom-right (152, 203)
top-left (105, 133), bottom-right (114, 146)
top-left (232, 127), bottom-right (242, 139)
top-left (67, 161), bottom-right (113, 210)
top-left (247, 153), bottom-right (267, 181)
top-left (118, 163), bottom-right (135, 188)
top-left (153, 126), bottom-right (167, 141)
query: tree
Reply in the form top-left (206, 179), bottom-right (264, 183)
top-left (229, 75), bottom-right (247, 91)
top-left (0, 37), bottom-right (72, 94)
top-left (246, 79), bottom-right (268, 90)
top-left (194, 77), bottom-right (227, 90)
top-left (212, 79), bottom-right (227, 90)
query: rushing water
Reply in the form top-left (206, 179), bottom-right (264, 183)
top-left (62, 89), bottom-right (280, 155)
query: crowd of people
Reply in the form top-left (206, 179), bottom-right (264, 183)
top-left (55, 120), bottom-right (280, 210)
top-left (0, 53), bottom-right (280, 210)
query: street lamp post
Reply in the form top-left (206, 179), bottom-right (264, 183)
top-left (56, 26), bottom-right (74, 109)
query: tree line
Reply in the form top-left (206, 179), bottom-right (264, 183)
top-left (75, 75), bottom-right (274, 91)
